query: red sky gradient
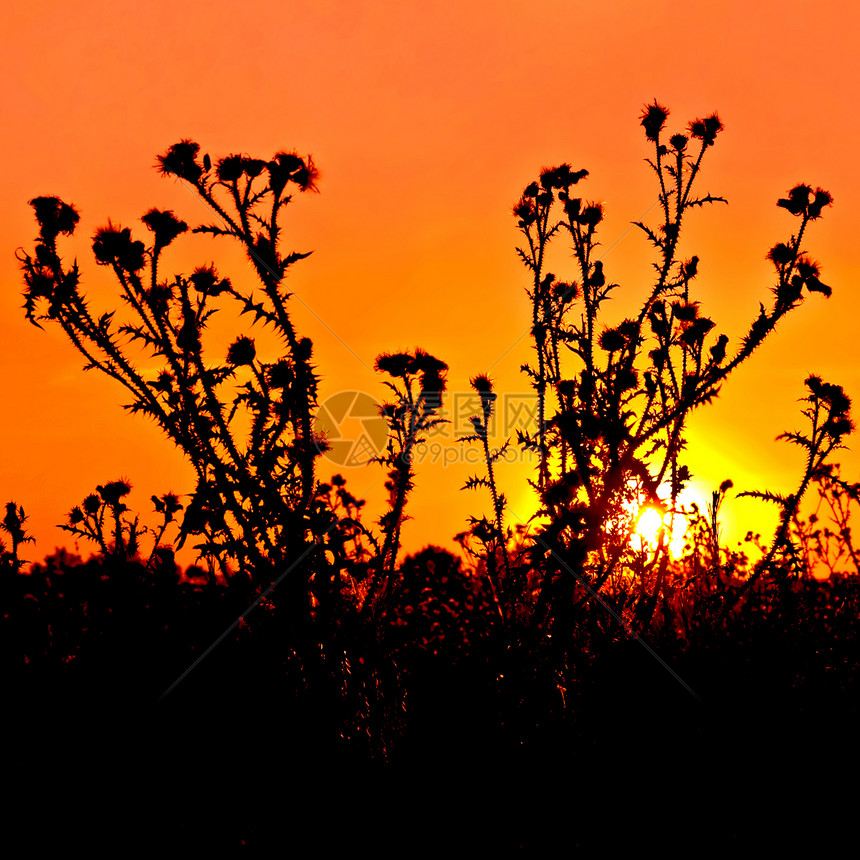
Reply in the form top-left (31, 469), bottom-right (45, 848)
top-left (3, 0), bottom-right (860, 567)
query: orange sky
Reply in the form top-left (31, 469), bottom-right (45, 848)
top-left (3, 0), bottom-right (860, 567)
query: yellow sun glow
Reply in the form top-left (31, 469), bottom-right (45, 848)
top-left (635, 506), bottom-right (688, 557)
top-left (634, 484), bottom-right (709, 558)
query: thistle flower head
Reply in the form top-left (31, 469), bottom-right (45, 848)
top-left (578, 203), bottom-right (604, 228)
top-left (410, 349), bottom-right (448, 376)
top-left (268, 360), bottom-right (294, 389)
top-left (242, 158), bottom-right (266, 178)
top-left (98, 479), bottom-right (132, 507)
top-left (553, 280), bottom-right (579, 304)
top-left (295, 337), bottom-right (314, 362)
top-left (794, 254), bottom-right (831, 296)
top-left (226, 336), bottom-right (256, 366)
top-left (513, 197), bottom-right (537, 225)
top-left (160, 493), bottom-right (183, 516)
top-left (190, 265), bottom-right (229, 296)
top-left (156, 140), bottom-right (203, 183)
top-left (806, 377), bottom-right (853, 439)
top-left (471, 373), bottom-right (496, 415)
top-left (709, 334), bottom-right (729, 364)
top-left (767, 243), bottom-right (795, 266)
top-left (640, 100), bottom-right (670, 141)
top-left (540, 163), bottom-right (589, 190)
top-left (92, 223), bottom-right (146, 272)
top-left (470, 518), bottom-right (495, 542)
top-left (672, 301), bottom-right (699, 322)
top-left (536, 190), bottom-right (553, 207)
top-left (808, 187), bottom-right (833, 219)
top-left (292, 155), bottom-right (320, 193)
top-left (669, 134), bottom-right (688, 152)
top-left (266, 151), bottom-right (300, 192)
top-left (216, 154), bottom-right (245, 182)
top-left (470, 374), bottom-right (494, 395)
top-left (599, 327), bottom-right (626, 353)
top-left (688, 113), bottom-right (723, 146)
top-left (777, 184), bottom-right (812, 215)
top-left (141, 208), bottom-right (187, 250)
top-left (375, 352), bottom-right (414, 378)
top-left (420, 369), bottom-right (447, 396)
top-left (795, 255), bottom-right (820, 280)
top-left (29, 196), bottom-right (79, 241)
top-left (616, 318), bottom-right (640, 341)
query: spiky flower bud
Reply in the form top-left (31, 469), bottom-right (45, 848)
top-left (242, 158), bottom-right (266, 178)
top-left (599, 328), bottom-right (626, 352)
top-left (141, 209), bottom-right (187, 250)
top-left (777, 184), bottom-right (812, 216)
top-left (98, 480), bottom-right (132, 507)
top-left (267, 360), bottom-right (294, 389)
top-left (688, 113), bottom-right (723, 146)
top-left (226, 336), bottom-right (256, 366)
top-left (767, 243), bottom-right (795, 266)
top-left (672, 301), bottom-right (699, 322)
top-left (295, 337), bottom-right (314, 361)
top-left (375, 352), bottom-right (413, 378)
top-left (669, 134), bottom-right (688, 152)
top-left (578, 203), bottom-right (603, 228)
top-left (29, 196), bottom-right (80, 241)
top-left (92, 224), bottom-right (146, 272)
top-left (640, 100), bottom-right (670, 141)
top-left (807, 188), bottom-right (833, 220)
top-left (513, 197), bottom-right (537, 225)
top-left (216, 155), bottom-right (245, 182)
top-left (554, 281), bottom-right (579, 303)
top-left (189, 265), bottom-right (229, 296)
top-left (156, 140), bottom-right (203, 183)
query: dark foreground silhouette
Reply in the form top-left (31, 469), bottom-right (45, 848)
top-left (4, 544), bottom-right (858, 852)
top-left (7, 105), bottom-right (857, 851)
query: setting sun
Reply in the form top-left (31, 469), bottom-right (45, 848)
top-left (635, 505), bottom-right (689, 557)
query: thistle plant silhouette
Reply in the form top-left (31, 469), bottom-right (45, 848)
top-left (788, 463), bottom-right (860, 578)
top-left (17, 143), bottom-right (350, 583)
top-left (1, 502), bottom-right (35, 573)
top-left (364, 349), bottom-right (448, 613)
top-left (737, 375), bottom-right (853, 593)
top-left (459, 373), bottom-right (514, 624)
top-left (61, 479), bottom-right (184, 566)
top-left (9, 108), bottom-right (859, 809)
top-left (491, 101), bottom-right (838, 640)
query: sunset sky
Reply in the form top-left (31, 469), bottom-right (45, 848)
top-left (3, 0), bottom-right (860, 567)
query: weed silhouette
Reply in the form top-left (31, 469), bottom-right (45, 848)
top-left (488, 102), bottom-right (839, 654)
top-left (7, 105), bottom-right (860, 852)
